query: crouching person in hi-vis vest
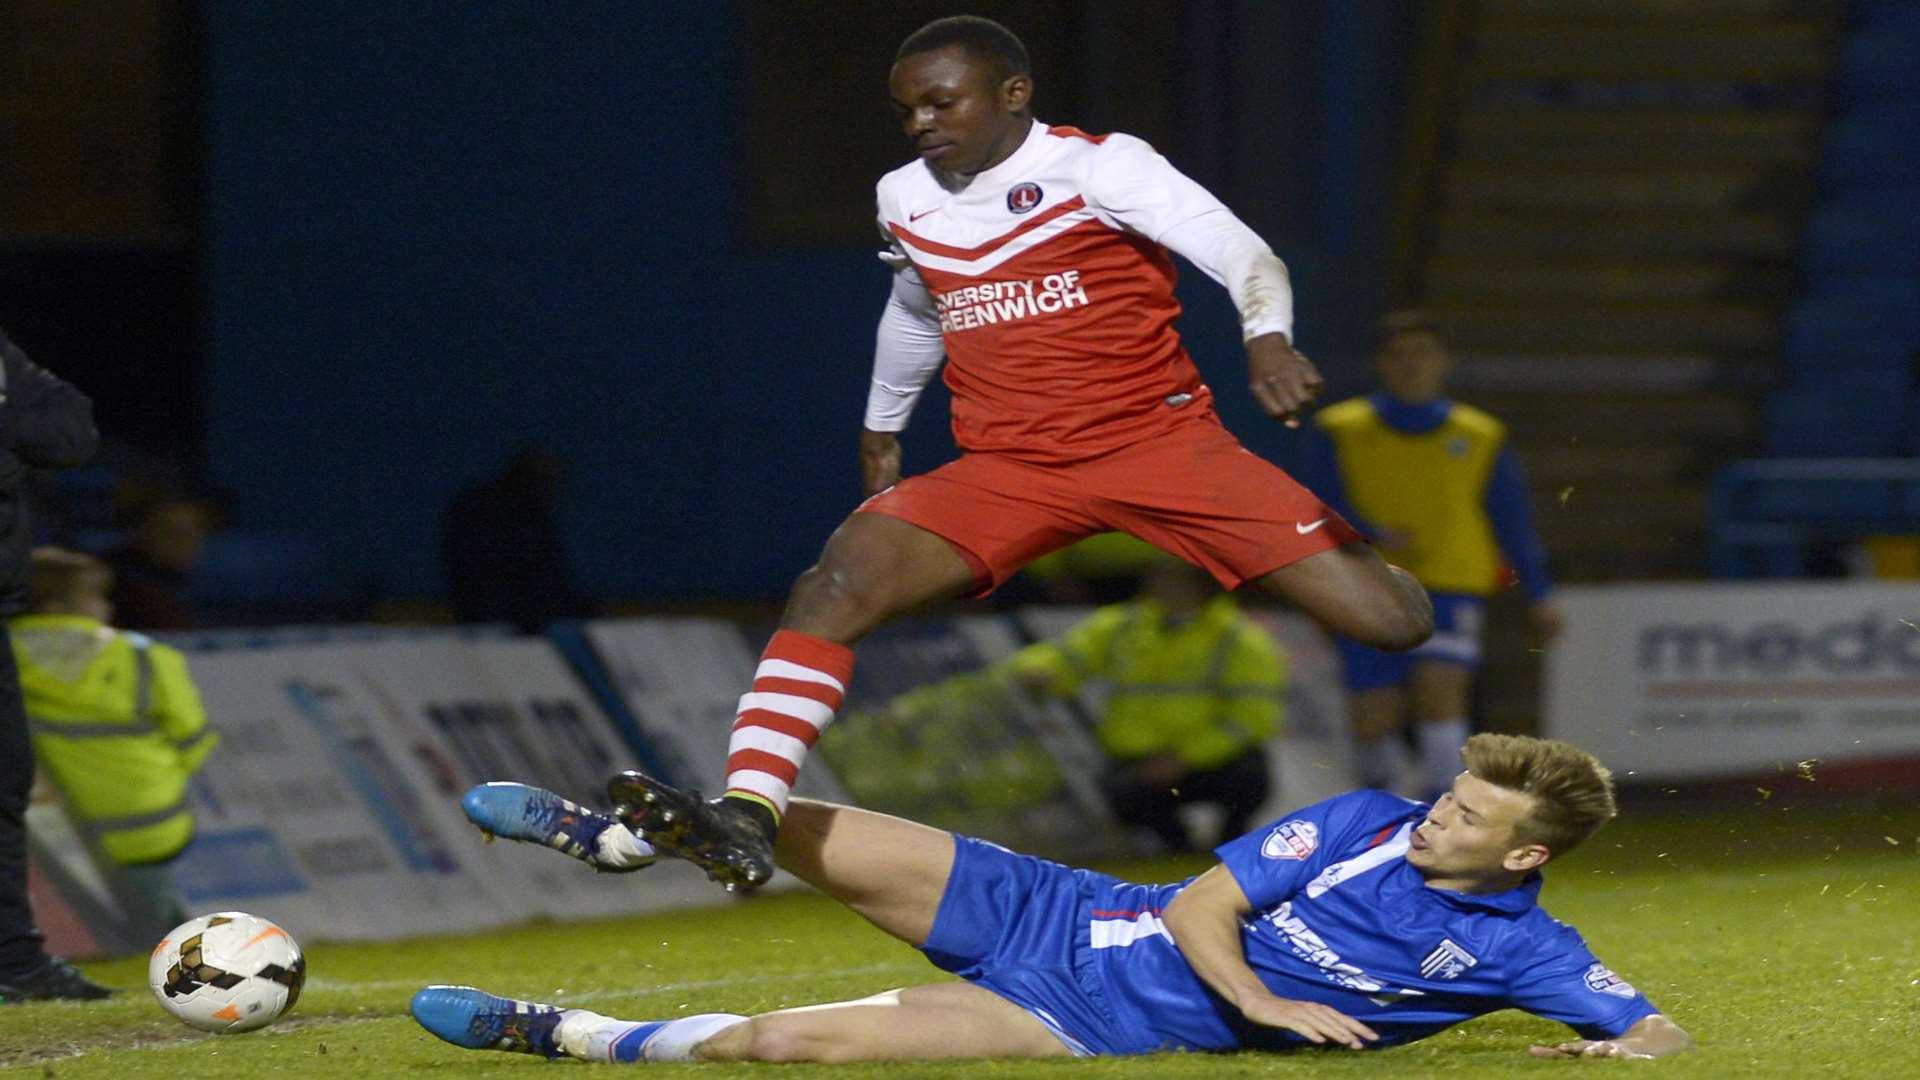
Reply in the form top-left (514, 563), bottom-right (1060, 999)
top-left (1007, 555), bottom-right (1284, 853)
top-left (12, 548), bottom-right (216, 935)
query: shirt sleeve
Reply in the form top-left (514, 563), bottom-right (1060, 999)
top-left (1506, 929), bottom-right (1662, 1040)
top-left (1082, 133), bottom-right (1228, 242)
top-left (1084, 135), bottom-right (1293, 342)
top-left (864, 215), bottom-right (946, 433)
top-left (1214, 790), bottom-right (1419, 910)
top-left (1484, 445), bottom-right (1552, 601)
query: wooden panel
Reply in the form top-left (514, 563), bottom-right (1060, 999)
top-left (1425, 255), bottom-right (1796, 303)
top-left (0, 0), bottom-right (194, 238)
top-left (1430, 302), bottom-right (1780, 353)
top-left (1443, 165), bottom-right (1808, 214)
top-left (1465, 21), bottom-right (1836, 80)
top-left (1432, 210), bottom-right (1798, 258)
top-left (1453, 110), bottom-right (1819, 164)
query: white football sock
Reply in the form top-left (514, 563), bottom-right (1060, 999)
top-left (1416, 718), bottom-right (1470, 798)
top-left (556, 1010), bottom-right (747, 1063)
top-left (634, 1013), bottom-right (748, 1062)
top-left (556, 1010), bottom-right (632, 1062)
top-left (594, 826), bottom-right (657, 869)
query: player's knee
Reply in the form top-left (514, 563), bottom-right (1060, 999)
top-left (787, 562), bottom-right (886, 634)
top-left (1365, 573), bottom-right (1435, 651)
top-left (1375, 607), bottom-right (1434, 653)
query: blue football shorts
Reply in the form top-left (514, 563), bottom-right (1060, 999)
top-left (919, 835), bottom-right (1148, 1057)
top-left (1336, 591), bottom-right (1486, 692)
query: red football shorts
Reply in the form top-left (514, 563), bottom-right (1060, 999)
top-left (857, 415), bottom-right (1362, 595)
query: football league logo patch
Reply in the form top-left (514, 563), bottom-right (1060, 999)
top-left (1007, 182), bottom-right (1043, 214)
top-left (1584, 963), bottom-right (1639, 999)
top-left (1261, 820), bottom-right (1319, 860)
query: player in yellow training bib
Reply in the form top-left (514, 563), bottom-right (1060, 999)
top-left (1299, 312), bottom-right (1562, 800)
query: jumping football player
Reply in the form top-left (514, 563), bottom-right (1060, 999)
top-left (413, 734), bottom-right (1692, 1063)
top-left (624, 15), bottom-right (1434, 889)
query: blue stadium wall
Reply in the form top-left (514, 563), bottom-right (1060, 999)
top-left (203, 2), bottom-right (1412, 599)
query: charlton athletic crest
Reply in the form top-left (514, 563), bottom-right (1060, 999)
top-left (1007, 182), bottom-right (1043, 214)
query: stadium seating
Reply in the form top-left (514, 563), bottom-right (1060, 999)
top-left (1803, 196), bottom-right (1920, 279)
top-left (1713, 3), bottom-right (1920, 576)
top-left (1763, 375), bottom-right (1909, 459)
top-left (1832, 12), bottom-right (1920, 107)
top-left (1778, 279), bottom-right (1920, 370)
top-left (1710, 459), bottom-right (1920, 576)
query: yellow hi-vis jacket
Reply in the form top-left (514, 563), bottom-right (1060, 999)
top-left (12, 614), bottom-right (217, 864)
top-left (1007, 595), bottom-right (1285, 770)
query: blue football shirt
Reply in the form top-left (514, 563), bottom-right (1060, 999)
top-left (1081, 790), bottom-right (1661, 1051)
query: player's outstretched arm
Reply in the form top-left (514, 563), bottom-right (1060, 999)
top-left (1083, 136), bottom-right (1318, 426)
top-left (1163, 865), bottom-right (1379, 1050)
top-left (1155, 210), bottom-right (1321, 427)
top-left (1528, 1014), bottom-right (1694, 1061)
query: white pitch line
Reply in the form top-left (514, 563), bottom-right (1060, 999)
top-left (305, 959), bottom-right (927, 999)
top-left (15, 961), bottom-right (931, 1067)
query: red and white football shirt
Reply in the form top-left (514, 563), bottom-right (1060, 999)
top-left (877, 120), bottom-right (1262, 464)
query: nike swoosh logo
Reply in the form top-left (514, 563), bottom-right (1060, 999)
top-left (1296, 518), bottom-right (1330, 535)
top-left (909, 207), bottom-right (941, 222)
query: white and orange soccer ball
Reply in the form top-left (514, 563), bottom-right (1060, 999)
top-left (148, 912), bottom-right (306, 1033)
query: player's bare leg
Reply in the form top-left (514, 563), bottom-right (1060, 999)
top-left (416, 979), bottom-right (1071, 1064)
top-left (1347, 686), bottom-right (1410, 792)
top-left (416, 799), bottom-right (1071, 1063)
top-left (773, 798), bottom-right (956, 945)
top-left (613, 512), bottom-right (978, 890)
top-left (1255, 542), bottom-right (1433, 650)
top-left (1410, 660), bottom-right (1474, 798)
top-left (780, 511), bottom-right (980, 643)
top-left (695, 983), bottom-right (1072, 1063)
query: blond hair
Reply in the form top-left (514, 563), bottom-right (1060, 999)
top-left (1461, 733), bottom-right (1617, 857)
top-left (26, 547), bottom-right (112, 612)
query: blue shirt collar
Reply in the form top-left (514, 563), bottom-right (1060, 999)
top-left (1368, 391), bottom-right (1452, 435)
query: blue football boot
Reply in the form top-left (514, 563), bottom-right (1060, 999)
top-left (461, 781), bottom-right (655, 872)
top-left (410, 985), bottom-right (566, 1058)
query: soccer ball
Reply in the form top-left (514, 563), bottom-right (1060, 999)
top-left (148, 912), bottom-right (306, 1033)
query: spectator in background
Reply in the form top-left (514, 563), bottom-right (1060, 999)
top-left (0, 328), bottom-right (106, 1003)
top-left (102, 493), bottom-right (209, 630)
top-left (13, 548), bottom-right (216, 939)
top-left (1006, 556), bottom-right (1285, 852)
top-left (1300, 311), bottom-right (1561, 800)
top-left (444, 445), bottom-right (593, 634)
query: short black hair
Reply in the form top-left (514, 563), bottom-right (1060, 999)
top-left (896, 15), bottom-right (1030, 81)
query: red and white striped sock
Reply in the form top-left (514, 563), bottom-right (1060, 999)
top-left (723, 630), bottom-right (854, 821)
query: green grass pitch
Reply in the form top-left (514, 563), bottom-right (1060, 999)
top-left (4, 799), bottom-right (1915, 1078)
